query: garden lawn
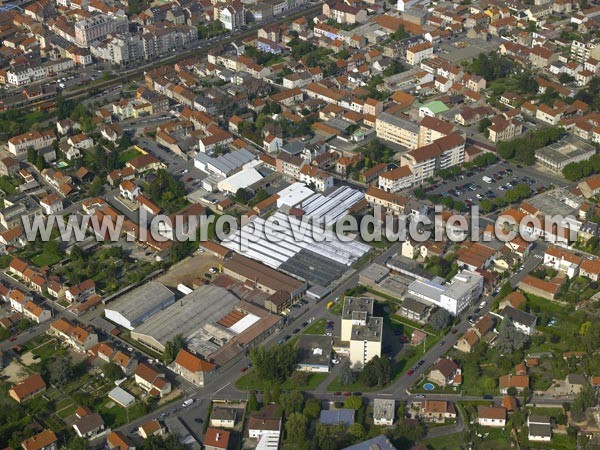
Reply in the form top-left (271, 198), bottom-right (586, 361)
top-left (117, 148), bottom-right (141, 166)
top-left (303, 319), bottom-right (326, 335)
top-left (421, 432), bottom-right (469, 449)
top-left (30, 250), bottom-right (62, 267)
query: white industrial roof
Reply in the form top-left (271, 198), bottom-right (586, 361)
top-left (229, 313), bottom-right (260, 334)
top-left (217, 168), bottom-right (263, 194)
top-left (276, 182), bottom-right (315, 208)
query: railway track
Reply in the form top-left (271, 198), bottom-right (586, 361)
top-left (8, 4), bottom-right (323, 112)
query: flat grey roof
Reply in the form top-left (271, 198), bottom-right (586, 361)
top-left (377, 112), bottom-right (420, 133)
top-left (319, 409), bottom-right (355, 426)
top-left (401, 297), bottom-right (429, 314)
top-left (361, 263), bottom-right (390, 283)
top-left (131, 285), bottom-right (239, 347)
top-left (342, 297), bottom-right (374, 320)
top-left (373, 398), bottom-right (395, 420)
top-left (297, 335), bottom-right (332, 367)
top-left (105, 282), bottom-right (175, 323)
top-left (280, 248), bottom-right (347, 286)
top-left (342, 435), bottom-right (397, 450)
top-left (195, 148), bottom-right (255, 175)
top-left (408, 279), bottom-right (445, 303)
top-left (352, 316), bottom-right (383, 342)
top-left (444, 271), bottom-right (482, 300)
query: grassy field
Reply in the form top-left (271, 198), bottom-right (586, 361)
top-left (30, 250), bottom-right (62, 267)
top-left (421, 432), bottom-right (470, 449)
top-left (303, 319), bottom-right (326, 335)
top-left (117, 148), bottom-right (141, 166)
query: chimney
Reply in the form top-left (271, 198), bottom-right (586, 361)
top-left (216, 433), bottom-right (221, 441)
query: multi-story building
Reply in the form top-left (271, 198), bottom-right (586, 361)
top-left (341, 297), bottom-right (383, 366)
top-left (571, 39), bottom-right (600, 62)
top-left (74, 14), bottom-right (128, 48)
top-left (408, 270), bottom-right (483, 316)
top-left (90, 33), bottom-right (144, 65)
top-left (219, 4), bottom-right (245, 30)
top-left (400, 132), bottom-right (465, 184)
top-left (142, 24), bottom-right (198, 59)
top-left (488, 117), bottom-right (522, 143)
top-left (406, 41), bottom-right (433, 66)
top-left (375, 112), bottom-right (419, 149)
top-left (378, 167), bottom-right (414, 193)
top-left (418, 116), bottom-right (455, 146)
top-left (8, 130), bottom-right (56, 157)
top-left (6, 59), bottom-right (75, 86)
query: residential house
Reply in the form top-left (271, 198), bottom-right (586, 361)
top-left (21, 429), bottom-right (58, 450)
top-left (478, 406), bottom-right (507, 427)
top-left (139, 419), bottom-right (165, 439)
top-left (169, 349), bottom-right (215, 387)
top-left (502, 306), bottom-right (537, 335)
top-left (210, 407), bottom-right (237, 429)
top-left (204, 428), bottom-right (230, 450)
top-left (499, 373), bottom-right (529, 394)
top-left (528, 415), bottom-right (552, 442)
top-left (373, 398), bottom-right (395, 426)
top-left (119, 180), bottom-right (141, 201)
top-left (49, 319), bottom-right (98, 352)
top-left (106, 431), bottom-right (136, 450)
top-left (134, 363), bottom-right (172, 397)
top-left (73, 413), bottom-right (106, 440)
top-left (23, 301), bottom-right (52, 323)
top-left (9, 373), bottom-right (46, 403)
top-left (428, 358), bottom-right (461, 387)
top-left (419, 400), bottom-right (457, 422)
top-left (65, 279), bottom-right (95, 303)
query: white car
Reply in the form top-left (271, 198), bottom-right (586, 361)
top-left (479, 301), bottom-right (486, 308)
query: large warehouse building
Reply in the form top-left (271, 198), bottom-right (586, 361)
top-left (222, 202), bottom-right (370, 286)
top-left (130, 285), bottom-right (239, 353)
top-left (128, 284), bottom-right (283, 364)
top-left (104, 282), bottom-right (175, 330)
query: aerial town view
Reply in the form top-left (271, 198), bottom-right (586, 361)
top-left (5, 0), bottom-right (600, 448)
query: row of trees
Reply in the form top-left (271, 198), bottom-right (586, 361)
top-left (562, 154), bottom-right (600, 181)
top-left (250, 343), bottom-right (297, 384)
top-left (497, 127), bottom-right (563, 165)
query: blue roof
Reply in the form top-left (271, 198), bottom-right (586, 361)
top-left (342, 435), bottom-right (398, 450)
top-left (319, 409), bottom-right (355, 426)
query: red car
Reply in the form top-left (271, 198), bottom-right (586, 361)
top-left (9, 336), bottom-right (17, 342)
top-left (407, 369), bottom-right (415, 376)
top-left (343, 391), bottom-right (351, 396)
top-left (240, 366), bottom-right (248, 373)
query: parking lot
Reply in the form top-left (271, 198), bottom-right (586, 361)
top-left (425, 162), bottom-right (566, 209)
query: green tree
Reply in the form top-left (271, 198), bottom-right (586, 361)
top-left (47, 355), bottom-right (74, 386)
top-left (478, 118), bottom-right (492, 133)
top-left (285, 412), bottom-right (308, 447)
top-left (236, 187), bottom-right (248, 204)
top-left (249, 344), bottom-right (297, 384)
top-left (429, 308), bottom-right (452, 331)
top-left (347, 423), bottom-right (365, 442)
top-left (163, 334), bottom-right (185, 364)
top-left (280, 390), bottom-right (304, 417)
top-left (248, 392), bottom-right (259, 412)
top-left (339, 358), bottom-right (356, 385)
top-left (88, 176), bottom-right (103, 196)
top-left (495, 318), bottom-right (528, 354)
top-left (104, 362), bottom-right (124, 381)
top-left (344, 396), bottom-right (362, 410)
top-left (68, 436), bottom-right (89, 450)
top-left (303, 397), bottom-right (322, 420)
